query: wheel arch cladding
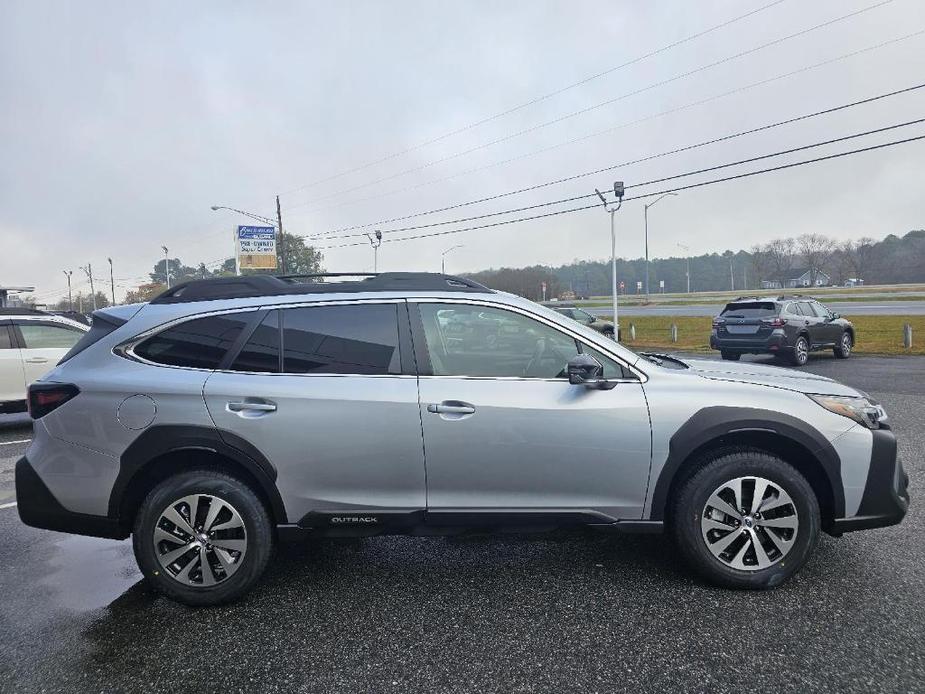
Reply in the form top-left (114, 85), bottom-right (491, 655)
top-left (650, 406), bottom-right (843, 523)
top-left (111, 425), bottom-right (287, 529)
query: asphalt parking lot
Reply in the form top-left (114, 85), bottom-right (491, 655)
top-left (0, 354), bottom-right (923, 693)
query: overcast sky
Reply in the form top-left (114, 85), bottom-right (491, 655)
top-left (2, 0), bottom-right (925, 303)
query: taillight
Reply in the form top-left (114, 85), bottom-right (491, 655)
top-left (27, 383), bottom-right (79, 419)
top-left (761, 317), bottom-right (786, 327)
top-left (712, 317), bottom-right (725, 328)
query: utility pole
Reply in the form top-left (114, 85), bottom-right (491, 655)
top-left (81, 264), bottom-right (97, 311)
top-left (365, 231), bottom-right (382, 272)
top-left (62, 270), bottom-right (73, 311)
top-left (162, 246), bottom-right (170, 288)
top-left (276, 195), bottom-right (287, 274)
top-left (677, 243), bottom-right (691, 293)
top-left (107, 257), bottom-right (115, 305)
top-left (729, 255), bottom-right (735, 291)
top-left (595, 182), bottom-right (624, 339)
top-left (643, 193), bottom-right (678, 301)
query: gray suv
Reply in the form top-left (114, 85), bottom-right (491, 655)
top-left (16, 273), bottom-right (908, 605)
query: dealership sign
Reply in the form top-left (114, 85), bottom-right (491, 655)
top-left (236, 225), bottom-right (277, 270)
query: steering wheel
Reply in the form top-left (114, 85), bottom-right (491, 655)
top-left (522, 337), bottom-right (569, 378)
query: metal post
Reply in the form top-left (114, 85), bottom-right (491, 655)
top-left (729, 256), bottom-right (735, 291)
top-left (107, 257), bottom-right (115, 305)
top-left (610, 208), bottom-right (619, 334)
top-left (365, 231), bottom-right (382, 272)
top-left (644, 204), bottom-right (649, 300)
top-left (904, 323), bottom-right (913, 349)
top-left (81, 264), bottom-right (97, 311)
top-left (162, 246), bottom-right (170, 288)
top-left (62, 270), bottom-right (73, 311)
top-left (276, 195), bottom-right (286, 274)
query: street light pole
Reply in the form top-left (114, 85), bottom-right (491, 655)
top-left (62, 270), bottom-right (73, 311)
top-left (365, 231), bottom-right (382, 272)
top-left (595, 182), bottom-right (624, 339)
top-left (677, 243), bottom-right (691, 293)
top-left (643, 192), bottom-right (678, 301)
top-left (107, 257), bottom-right (115, 305)
top-left (441, 244), bottom-right (464, 274)
top-left (162, 246), bottom-right (170, 288)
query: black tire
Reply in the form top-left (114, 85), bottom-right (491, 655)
top-left (671, 449), bottom-right (820, 590)
top-left (789, 335), bottom-right (809, 366)
top-left (133, 469), bottom-right (273, 606)
top-left (834, 331), bottom-right (852, 359)
top-left (720, 351), bottom-right (741, 361)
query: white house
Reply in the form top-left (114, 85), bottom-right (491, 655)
top-left (761, 268), bottom-right (831, 289)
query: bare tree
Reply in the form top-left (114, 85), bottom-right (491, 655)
top-left (797, 233), bottom-right (836, 286)
top-left (839, 236), bottom-right (876, 282)
top-left (764, 238), bottom-right (797, 289)
top-left (749, 244), bottom-right (772, 287)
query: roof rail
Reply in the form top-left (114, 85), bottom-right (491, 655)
top-left (150, 272), bottom-right (493, 304)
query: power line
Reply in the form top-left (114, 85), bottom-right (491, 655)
top-left (317, 133), bottom-right (925, 250)
top-left (276, 0), bottom-right (789, 198)
top-left (285, 0), bottom-right (893, 212)
top-left (307, 80), bottom-right (925, 240)
top-left (292, 26), bottom-right (923, 227)
top-left (309, 117), bottom-right (925, 242)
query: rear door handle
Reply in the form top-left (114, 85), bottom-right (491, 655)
top-left (227, 401), bottom-right (277, 414)
top-left (427, 402), bottom-right (475, 415)
top-left (24, 357), bottom-right (49, 364)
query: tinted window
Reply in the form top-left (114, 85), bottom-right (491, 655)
top-left (18, 323), bottom-right (84, 349)
top-left (581, 343), bottom-right (627, 379)
top-left (721, 302), bottom-right (778, 318)
top-left (785, 302), bottom-right (803, 316)
top-left (135, 312), bottom-right (254, 369)
top-left (230, 311), bottom-right (281, 373)
top-left (810, 302), bottom-right (831, 318)
top-left (799, 302), bottom-right (818, 317)
top-left (0, 325), bottom-right (12, 350)
top-left (281, 304), bottom-right (400, 375)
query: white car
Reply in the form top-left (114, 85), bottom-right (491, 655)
top-left (0, 309), bottom-right (88, 413)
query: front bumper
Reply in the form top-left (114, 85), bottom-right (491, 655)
top-left (829, 428), bottom-right (909, 535)
top-left (15, 456), bottom-right (128, 540)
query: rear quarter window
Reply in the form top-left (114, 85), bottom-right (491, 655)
top-left (134, 312), bottom-right (255, 369)
top-left (720, 302), bottom-right (779, 318)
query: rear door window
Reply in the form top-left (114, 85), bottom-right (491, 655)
top-left (134, 312), bottom-right (255, 369)
top-left (229, 311), bottom-right (281, 373)
top-left (799, 302), bottom-right (818, 317)
top-left (0, 324), bottom-right (13, 350)
top-left (281, 304), bottom-right (401, 375)
top-left (720, 302), bottom-right (778, 318)
top-left (17, 322), bottom-right (84, 349)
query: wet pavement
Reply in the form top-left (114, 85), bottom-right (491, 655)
top-left (0, 357), bottom-right (923, 692)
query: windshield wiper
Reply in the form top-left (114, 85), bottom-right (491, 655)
top-left (640, 352), bottom-right (689, 369)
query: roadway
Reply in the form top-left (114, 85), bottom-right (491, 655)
top-left (586, 299), bottom-right (925, 317)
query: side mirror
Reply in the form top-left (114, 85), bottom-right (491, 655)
top-left (831, 312), bottom-right (840, 320)
top-left (567, 354), bottom-right (616, 390)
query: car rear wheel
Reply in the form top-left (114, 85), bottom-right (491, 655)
top-left (789, 336), bottom-right (809, 366)
top-left (720, 351), bottom-right (740, 361)
top-left (834, 331), bottom-right (852, 359)
top-left (133, 469), bottom-right (273, 606)
top-left (671, 449), bottom-right (820, 589)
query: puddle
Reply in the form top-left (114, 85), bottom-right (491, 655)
top-left (38, 534), bottom-right (142, 612)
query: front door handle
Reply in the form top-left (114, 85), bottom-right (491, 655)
top-left (427, 402), bottom-right (475, 415)
top-left (24, 357), bottom-right (49, 364)
top-left (227, 400), bottom-right (277, 414)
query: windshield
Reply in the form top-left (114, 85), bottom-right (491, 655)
top-left (721, 302), bottom-right (778, 318)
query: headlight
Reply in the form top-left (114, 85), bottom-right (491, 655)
top-left (808, 394), bottom-right (885, 429)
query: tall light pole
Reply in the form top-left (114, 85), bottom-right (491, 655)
top-left (677, 243), bottom-right (691, 293)
top-left (162, 246), bottom-right (170, 288)
top-left (441, 244), bottom-right (464, 274)
top-left (365, 230), bottom-right (382, 272)
top-left (107, 257), bottom-right (115, 305)
top-left (62, 270), bottom-right (73, 311)
top-left (643, 192), bottom-right (678, 300)
top-left (595, 182), bottom-right (624, 339)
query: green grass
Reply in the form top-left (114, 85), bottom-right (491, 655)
top-left (603, 315), bottom-right (925, 355)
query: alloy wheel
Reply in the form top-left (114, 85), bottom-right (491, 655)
top-left (842, 333), bottom-right (852, 355)
top-left (154, 494), bottom-right (248, 587)
top-left (700, 476), bottom-right (799, 571)
top-left (795, 338), bottom-right (808, 364)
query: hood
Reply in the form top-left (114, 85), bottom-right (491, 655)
top-left (679, 357), bottom-right (862, 397)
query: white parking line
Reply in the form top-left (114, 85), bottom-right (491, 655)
top-left (0, 439), bottom-right (31, 446)
top-left (0, 502), bottom-right (17, 510)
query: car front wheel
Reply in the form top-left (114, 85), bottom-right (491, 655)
top-left (133, 469), bottom-right (273, 606)
top-left (671, 449), bottom-right (820, 589)
top-left (834, 331), bottom-right (852, 359)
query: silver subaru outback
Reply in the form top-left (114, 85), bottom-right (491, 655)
top-left (16, 273), bottom-right (908, 605)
